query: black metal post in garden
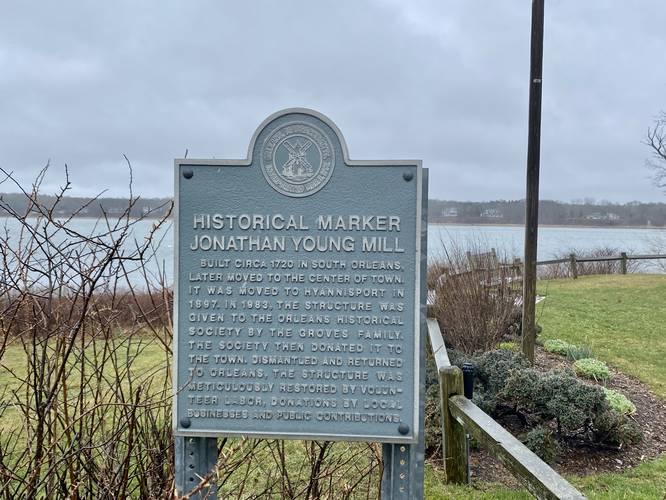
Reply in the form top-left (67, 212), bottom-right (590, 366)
top-left (462, 363), bottom-right (475, 400)
top-left (522, 0), bottom-right (545, 364)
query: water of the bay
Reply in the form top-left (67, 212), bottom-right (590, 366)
top-left (3, 218), bottom-right (664, 286)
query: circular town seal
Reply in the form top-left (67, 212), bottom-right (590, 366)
top-left (260, 122), bottom-right (335, 197)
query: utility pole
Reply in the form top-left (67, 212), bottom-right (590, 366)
top-left (521, 0), bottom-right (545, 364)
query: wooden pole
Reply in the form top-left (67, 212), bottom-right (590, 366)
top-left (440, 366), bottom-right (468, 484)
top-left (521, 0), bottom-right (545, 364)
top-left (569, 253), bottom-right (578, 279)
top-left (620, 252), bottom-right (628, 274)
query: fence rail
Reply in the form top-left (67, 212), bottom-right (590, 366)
top-left (533, 252), bottom-right (666, 279)
top-left (427, 318), bottom-right (586, 499)
top-left (537, 253), bottom-right (666, 265)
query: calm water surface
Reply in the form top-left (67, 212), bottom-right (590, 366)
top-left (3, 218), bottom-right (664, 285)
top-left (427, 224), bottom-right (662, 260)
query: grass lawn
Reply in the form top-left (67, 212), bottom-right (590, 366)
top-left (1, 275), bottom-right (664, 497)
top-left (0, 334), bottom-right (169, 432)
top-left (425, 456), bottom-right (666, 499)
top-left (537, 274), bottom-right (666, 399)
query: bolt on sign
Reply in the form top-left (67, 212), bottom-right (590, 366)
top-left (174, 108), bottom-right (425, 443)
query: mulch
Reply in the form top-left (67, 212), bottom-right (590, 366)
top-left (460, 346), bottom-right (666, 487)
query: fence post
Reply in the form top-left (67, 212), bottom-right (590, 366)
top-left (620, 252), bottom-right (628, 275)
top-left (439, 366), bottom-right (468, 484)
top-left (569, 253), bottom-right (578, 279)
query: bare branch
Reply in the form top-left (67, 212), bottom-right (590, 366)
top-left (645, 111), bottom-right (666, 191)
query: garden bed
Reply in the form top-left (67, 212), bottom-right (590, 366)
top-left (463, 345), bottom-right (666, 486)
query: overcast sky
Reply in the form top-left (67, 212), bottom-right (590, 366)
top-left (1, 1), bottom-right (665, 202)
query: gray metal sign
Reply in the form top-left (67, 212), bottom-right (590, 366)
top-left (173, 108), bottom-right (423, 443)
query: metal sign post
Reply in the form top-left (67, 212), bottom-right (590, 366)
top-left (382, 170), bottom-right (427, 498)
top-left (174, 436), bottom-right (218, 499)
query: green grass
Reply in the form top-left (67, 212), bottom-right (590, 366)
top-left (0, 334), bottom-right (169, 431)
top-left (537, 274), bottom-right (666, 399)
top-left (425, 457), bottom-right (666, 499)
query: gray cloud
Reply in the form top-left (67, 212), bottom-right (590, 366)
top-left (1, 0), bottom-right (665, 201)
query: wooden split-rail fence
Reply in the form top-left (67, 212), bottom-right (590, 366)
top-left (536, 252), bottom-right (666, 279)
top-left (428, 318), bottom-right (586, 500)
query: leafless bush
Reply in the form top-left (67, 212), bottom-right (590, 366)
top-left (428, 239), bottom-right (521, 355)
top-left (646, 234), bottom-right (666, 273)
top-left (537, 247), bottom-right (640, 279)
top-left (0, 165), bottom-right (176, 498)
top-left (536, 259), bottom-right (569, 280)
top-left (0, 166), bottom-right (381, 499)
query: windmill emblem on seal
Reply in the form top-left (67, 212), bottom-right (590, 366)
top-left (281, 138), bottom-right (315, 180)
top-left (260, 121), bottom-right (336, 197)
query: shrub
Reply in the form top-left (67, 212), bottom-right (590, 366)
top-left (425, 350), bottom-right (642, 460)
top-left (474, 349), bottom-right (530, 396)
top-left (602, 388), bottom-right (636, 415)
top-left (467, 349), bottom-right (529, 414)
top-left (427, 261), bottom-right (448, 289)
top-left (498, 341), bottom-right (518, 351)
top-left (593, 409), bottom-right (643, 446)
top-left (523, 426), bottom-right (559, 464)
top-left (573, 358), bottom-right (613, 383)
top-left (501, 368), bottom-right (640, 446)
top-left (502, 368), bottom-right (608, 434)
top-left (537, 370), bottom-right (607, 434)
top-left (0, 169), bottom-right (384, 498)
top-left (501, 367), bottom-right (542, 412)
top-left (429, 240), bottom-right (521, 354)
top-left (447, 348), bottom-right (475, 368)
top-left (543, 339), bottom-right (572, 356)
top-left (566, 344), bottom-right (594, 361)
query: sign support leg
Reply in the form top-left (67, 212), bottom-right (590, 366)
top-left (175, 436), bottom-right (218, 499)
top-left (380, 169), bottom-right (428, 499)
top-left (381, 444), bottom-right (412, 498)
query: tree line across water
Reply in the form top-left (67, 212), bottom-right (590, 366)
top-left (1, 192), bottom-right (665, 226)
top-left (429, 199), bottom-right (666, 226)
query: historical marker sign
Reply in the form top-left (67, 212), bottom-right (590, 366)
top-left (174, 108), bottom-right (423, 443)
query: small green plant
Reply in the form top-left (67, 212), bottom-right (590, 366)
top-left (498, 341), bottom-right (518, 351)
top-left (573, 358), bottom-right (613, 383)
top-left (543, 339), bottom-right (571, 356)
top-left (602, 387), bottom-right (636, 415)
top-left (566, 344), bottom-right (594, 361)
top-left (593, 409), bottom-right (643, 446)
top-left (523, 426), bottom-right (559, 464)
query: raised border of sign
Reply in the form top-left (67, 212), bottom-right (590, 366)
top-left (173, 107), bottom-right (423, 443)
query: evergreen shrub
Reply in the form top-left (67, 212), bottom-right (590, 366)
top-left (523, 426), bottom-right (560, 464)
top-left (424, 349), bottom-right (642, 459)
